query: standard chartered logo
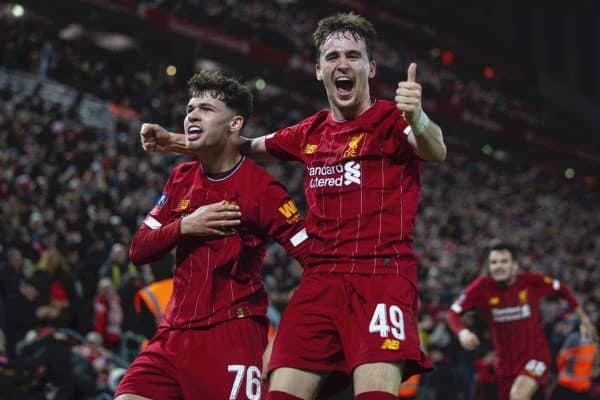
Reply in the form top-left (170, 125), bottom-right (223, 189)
top-left (308, 161), bottom-right (361, 188)
top-left (343, 161), bottom-right (361, 185)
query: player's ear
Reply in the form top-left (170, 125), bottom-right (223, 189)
top-left (316, 62), bottom-right (323, 81)
top-left (229, 115), bottom-right (244, 133)
top-left (368, 60), bottom-right (376, 79)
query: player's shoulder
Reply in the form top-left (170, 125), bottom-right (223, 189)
top-left (299, 109), bottom-right (330, 130)
top-left (172, 160), bottom-right (198, 173)
top-left (468, 275), bottom-right (493, 291)
top-left (364, 99), bottom-right (405, 132)
top-left (239, 158), bottom-right (283, 188)
top-left (375, 99), bottom-right (399, 111)
top-left (373, 99), bottom-right (402, 119)
top-left (170, 160), bottom-right (199, 181)
top-left (517, 271), bottom-right (544, 283)
top-left (306, 108), bottom-right (330, 123)
top-left (273, 110), bottom-right (328, 138)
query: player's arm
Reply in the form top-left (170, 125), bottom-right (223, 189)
top-left (129, 221), bottom-right (182, 265)
top-left (258, 180), bottom-right (310, 265)
top-left (532, 273), bottom-right (597, 341)
top-left (130, 200), bottom-right (242, 265)
top-left (140, 123), bottom-right (271, 156)
top-left (129, 173), bottom-right (182, 265)
top-left (396, 63), bottom-right (447, 162)
top-left (446, 281), bottom-right (484, 351)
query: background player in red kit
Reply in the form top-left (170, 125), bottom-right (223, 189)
top-left (446, 243), bottom-right (597, 400)
top-left (140, 12), bottom-right (447, 400)
top-left (115, 71), bottom-right (310, 400)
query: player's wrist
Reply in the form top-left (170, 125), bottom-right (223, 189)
top-left (410, 109), bottom-right (430, 136)
top-left (180, 216), bottom-right (190, 235)
top-left (167, 132), bottom-right (185, 150)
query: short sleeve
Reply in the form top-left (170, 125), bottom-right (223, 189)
top-left (264, 123), bottom-right (305, 162)
top-left (257, 179), bottom-right (309, 263)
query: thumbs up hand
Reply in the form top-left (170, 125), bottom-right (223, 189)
top-left (395, 62), bottom-right (423, 125)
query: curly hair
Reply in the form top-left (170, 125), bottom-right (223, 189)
top-left (187, 71), bottom-right (253, 120)
top-left (313, 12), bottom-right (377, 61)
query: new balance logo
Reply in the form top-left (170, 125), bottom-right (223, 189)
top-left (308, 161), bottom-right (361, 188)
top-left (304, 144), bottom-right (317, 154)
top-left (380, 339), bottom-right (400, 350)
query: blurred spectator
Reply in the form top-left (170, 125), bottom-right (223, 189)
top-left (38, 41), bottom-right (57, 78)
top-left (93, 278), bottom-right (123, 348)
top-left (11, 328), bottom-right (98, 399)
top-left (30, 247), bottom-right (78, 329)
top-left (72, 331), bottom-right (114, 388)
top-left (551, 317), bottom-right (598, 400)
top-left (99, 243), bottom-right (137, 289)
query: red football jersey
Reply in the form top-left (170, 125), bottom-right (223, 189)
top-left (265, 100), bottom-right (420, 279)
top-left (448, 272), bottom-right (578, 378)
top-left (129, 157), bottom-right (309, 329)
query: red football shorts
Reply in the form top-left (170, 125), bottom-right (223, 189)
top-left (116, 317), bottom-right (268, 399)
top-left (497, 358), bottom-right (550, 400)
top-left (268, 272), bottom-right (432, 379)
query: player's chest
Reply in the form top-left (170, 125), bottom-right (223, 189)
top-left (171, 182), bottom-right (262, 247)
top-left (171, 182), bottom-right (259, 228)
top-left (487, 287), bottom-right (534, 323)
top-left (301, 127), bottom-right (394, 164)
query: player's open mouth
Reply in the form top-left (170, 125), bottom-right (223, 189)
top-left (187, 126), bottom-right (203, 141)
top-left (334, 76), bottom-right (354, 99)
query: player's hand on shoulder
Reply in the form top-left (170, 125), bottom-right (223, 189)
top-left (140, 123), bottom-right (171, 152)
top-left (180, 201), bottom-right (241, 237)
top-left (458, 329), bottom-right (480, 351)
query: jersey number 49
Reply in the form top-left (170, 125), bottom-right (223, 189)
top-left (369, 303), bottom-right (406, 340)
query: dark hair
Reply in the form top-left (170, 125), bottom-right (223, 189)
top-left (313, 12), bottom-right (377, 61)
top-left (187, 71), bottom-right (253, 120)
top-left (487, 242), bottom-right (518, 261)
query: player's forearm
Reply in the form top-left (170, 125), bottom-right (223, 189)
top-left (166, 132), bottom-right (195, 155)
top-left (412, 120), bottom-right (446, 162)
top-left (129, 220), bottom-right (181, 265)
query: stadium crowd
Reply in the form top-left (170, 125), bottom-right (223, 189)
top-left (0, 2), bottom-right (599, 399)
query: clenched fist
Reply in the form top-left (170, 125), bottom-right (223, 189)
top-left (140, 123), bottom-right (172, 152)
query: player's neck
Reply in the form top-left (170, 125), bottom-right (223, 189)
top-left (330, 96), bottom-right (373, 122)
top-left (495, 274), bottom-right (516, 288)
top-left (198, 147), bottom-right (242, 175)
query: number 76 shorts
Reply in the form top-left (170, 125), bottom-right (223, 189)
top-left (268, 272), bottom-right (432, 378)
top-left (116, 317), bottom-right (268, 400)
